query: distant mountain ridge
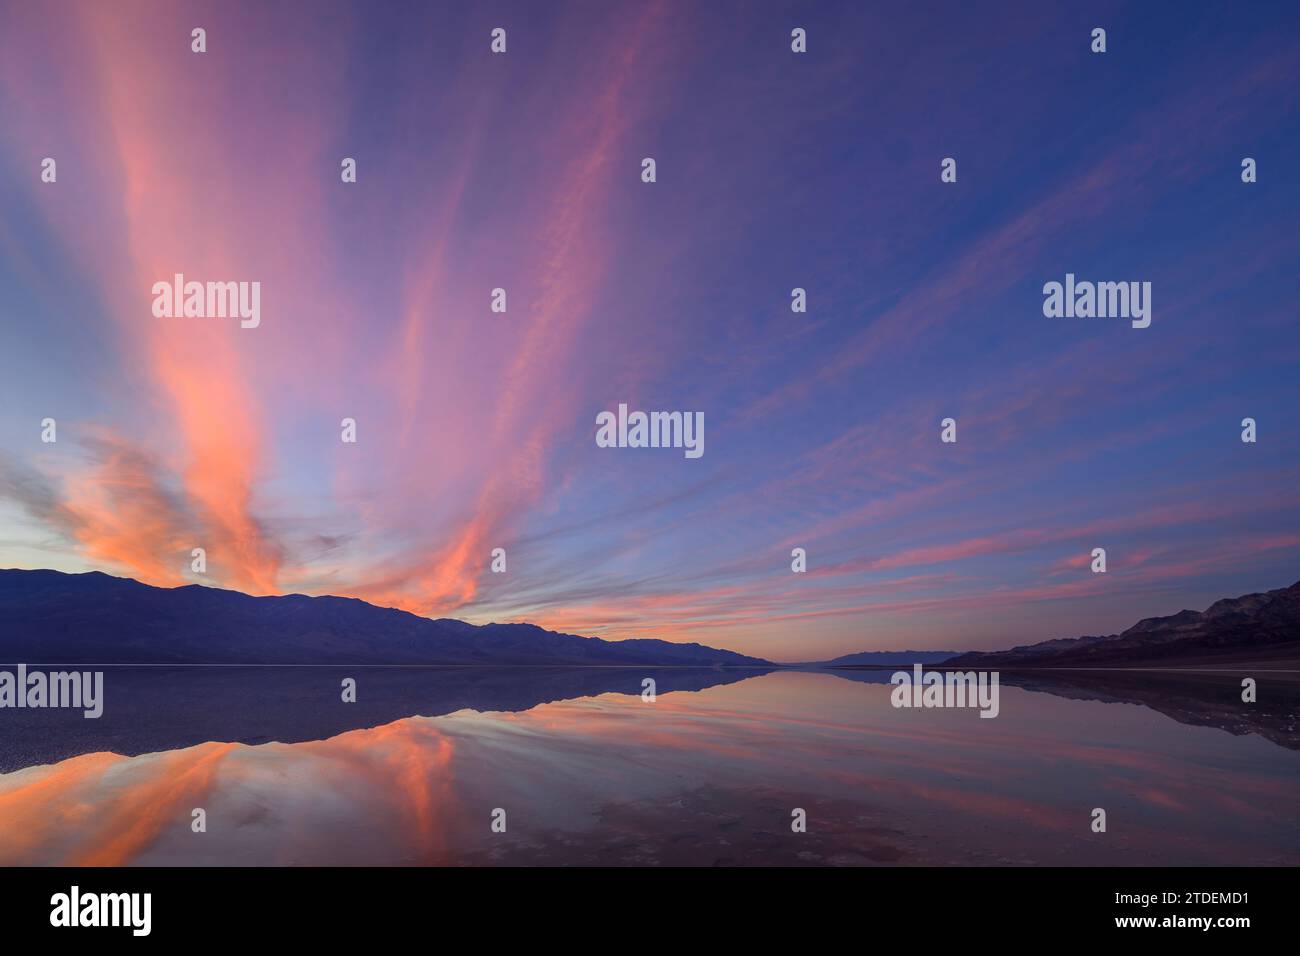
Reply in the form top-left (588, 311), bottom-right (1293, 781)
top-left (820, 650), bottom-right (963, 667)
top-left (0, 569), bottom-right (771, 667)
top-left (943, 579), bottom-right (1300, 668)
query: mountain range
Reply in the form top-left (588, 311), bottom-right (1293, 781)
top-left (0, 569), bottom-right (769, 666)
top-left (3, 568), bottom-right (1296, 670)
top-left (943, 579), bottom-right (1300, 668)
top-left (819, 650), bottom-right (962, 666)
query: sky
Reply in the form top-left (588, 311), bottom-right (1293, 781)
top-left (0, 0), bottom-right (1298, 663)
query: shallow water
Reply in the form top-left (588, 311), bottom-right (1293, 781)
top-left (0, 667), bottom-right (1296, 865)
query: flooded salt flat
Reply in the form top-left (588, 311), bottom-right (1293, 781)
top-left (1, 668), bottom-right (1296, 865)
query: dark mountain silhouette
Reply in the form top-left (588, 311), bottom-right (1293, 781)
top-left (0, 568), bottom-right (771, 666)
top-left (943, 580), bottom-right (1300, 668)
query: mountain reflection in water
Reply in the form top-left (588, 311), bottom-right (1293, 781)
top-left (0, 667), bottom-right (1296, 866)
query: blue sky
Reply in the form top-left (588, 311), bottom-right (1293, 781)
top-left (1, 0), bottom-right (1297, 661)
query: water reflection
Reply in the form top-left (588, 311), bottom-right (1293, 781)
top-left (0, 669), bottom-right (1296, 866)
top-left (0, 665), bottom-right (772, 773)
top-left (822, 666), bottom-right (1300, 750)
